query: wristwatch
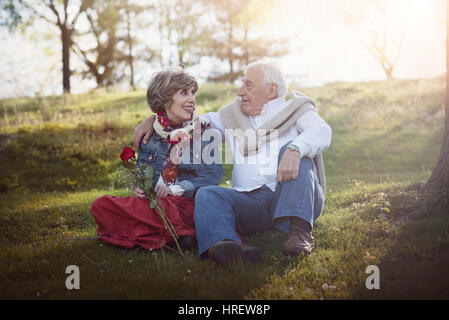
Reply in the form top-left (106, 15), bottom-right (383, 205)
top-left (287, 144), bottom-right (301, 154)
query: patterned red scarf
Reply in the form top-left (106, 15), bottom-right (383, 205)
top-left (156, 111), bottom-right (205, 185)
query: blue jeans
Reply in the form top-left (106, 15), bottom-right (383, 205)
top-left (194, 142), bottom-right (325, 256)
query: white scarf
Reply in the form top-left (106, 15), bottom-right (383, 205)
top-left (154, 110), bottom-right (200, 140)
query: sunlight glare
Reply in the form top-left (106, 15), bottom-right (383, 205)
top-left (411, 0), bottom-right (432, 13)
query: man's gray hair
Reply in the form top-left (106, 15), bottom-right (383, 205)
top-left (246, 59), bottom-right (288, 98)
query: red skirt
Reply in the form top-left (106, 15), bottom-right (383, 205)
top-left (91, 195), bottom-right (195, 250)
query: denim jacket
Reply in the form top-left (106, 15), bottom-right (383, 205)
top-left (137, 126), bottom-right (224, 198)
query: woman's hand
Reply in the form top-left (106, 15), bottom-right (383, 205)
top-left (134, 187), bottom-right (146, 199)
top-left (155, 184), bottom-right (173, 197)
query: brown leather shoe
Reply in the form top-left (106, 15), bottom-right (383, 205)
top-left (282, 226), bottom-right (315, 256)
top-left (208, 240), bottom-right (261, 265)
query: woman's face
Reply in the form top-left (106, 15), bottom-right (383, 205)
top-left (165, 87), bottom-right (196, 124)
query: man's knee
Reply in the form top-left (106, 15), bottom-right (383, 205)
top-left (195, 185), bottom-right (220, 202)
top-left (195, 186), bottom-right (224, 219)
top-left (299, 157), bottom-right (314, 172)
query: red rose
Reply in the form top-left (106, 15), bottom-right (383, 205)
top-left (120, 147), bottom-right (135, 162)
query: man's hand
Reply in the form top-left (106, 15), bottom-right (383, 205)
top-left (277, 149), bottom-right (301, 182)
top-left (133, 115), bottom-right (156, 151)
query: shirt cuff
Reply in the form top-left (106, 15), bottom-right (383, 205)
top-left (174, 180), bottom-right (195, 198)
top-left (288, 141), bottom-right (307, 159)
top-left (169, 185), bottom-right (185, 196)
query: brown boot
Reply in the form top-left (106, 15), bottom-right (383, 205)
top-left (208, 240), bottom-right (261, 265)
top-left (282, 226), bottom-right (314, 256)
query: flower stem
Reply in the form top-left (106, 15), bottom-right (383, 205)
top-left (154, 201), bottom-right (184, 258)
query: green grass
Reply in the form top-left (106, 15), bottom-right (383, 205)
top-left (0, 78), bottom-right (448, 299)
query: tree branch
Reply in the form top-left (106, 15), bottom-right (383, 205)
top-left (85, 11), bottom-right (101, 49)
top-left (72, 41), bottom-right (99, 79)
top-left (24, 3), bottom-right (57, 26)
top-left (63, 0), bottom-right (68, 25)
top-left (45, 0), bottom-right (62, 28)
top-left (392, 5), bottom-right (411, 67)
top-left (69, 0), bottom-right (93, 27)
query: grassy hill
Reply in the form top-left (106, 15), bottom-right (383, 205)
top-left (0, 78), bottom-right (448, 299)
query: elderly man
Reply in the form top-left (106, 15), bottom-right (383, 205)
top-left (133, 60), bottom-right (331, 265)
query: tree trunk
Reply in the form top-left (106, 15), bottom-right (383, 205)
top-left (445, 0), bottom-right (449, 137)
top-left (96, 76), bottom-right (105, 88)
top-left (126, 9), bottom-right (135, 90)
top-left (61, 25), bottom-right (72, 93)
top-left (178, 50), bottom-right (184, 67)
top-left (228, 22), bottom-right (234, 81)
top-left (243, 25), bottom-right (249, 66)
top-left (444, 1), bottom-right (449, 137)
top-left (423, 0), bottom-right (449, 203)
top-left (382, 61), bottom-right (394, 80)
top-left (424, 131), bottom-right (449, 197)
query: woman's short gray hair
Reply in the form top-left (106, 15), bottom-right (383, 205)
top-left (146, 66), bottom-right (198, 113)
top-left (246, 60), bottom-right (288, 98)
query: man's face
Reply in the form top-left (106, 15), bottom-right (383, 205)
top-left (237, 67), bottom-right (276, 116)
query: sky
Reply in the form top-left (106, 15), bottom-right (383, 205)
top-left (0, 0), bottom-right (445, 99)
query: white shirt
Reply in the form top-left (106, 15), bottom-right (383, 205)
top-left (201, 96), bottom-right (332, 192)
top-left (155, 175), bottom-right (185, 196)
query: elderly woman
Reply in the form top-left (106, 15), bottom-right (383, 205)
top-left (91, 67), bottom-right (223, 251)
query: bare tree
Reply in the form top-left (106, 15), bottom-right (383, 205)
top-left (207, 0), bottom-right (289, 82)
top-left (72, 1), bottom-right (120, 88)
top-left (72, 1), bottom-right (157, 89)
top-left (155, 0), bottom-right (211, 67)
top-left (116, 2), bottom-right (156, 90)
top-left (123, 5), bottom-right (136, 89)
top-left (19, 0), bottom-right (94, 93)
top-left (338, 0), bottom-right (411, 80)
